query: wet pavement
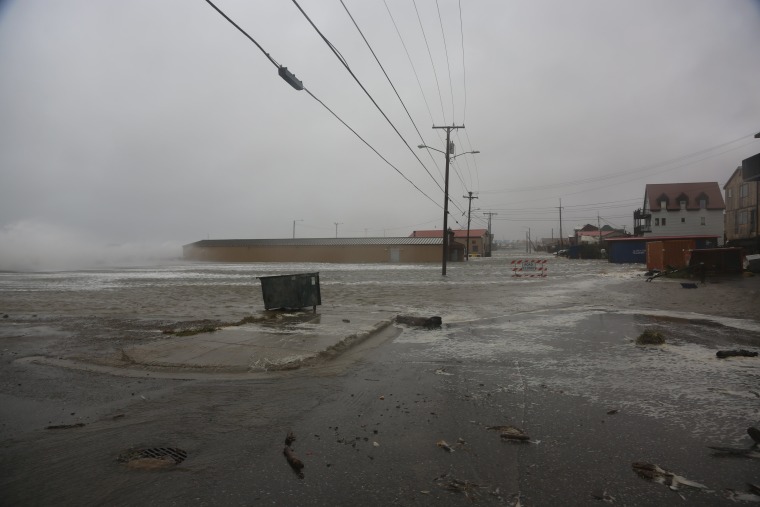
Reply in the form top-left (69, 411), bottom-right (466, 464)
top-left (1, 254), bottom-right (759, 505)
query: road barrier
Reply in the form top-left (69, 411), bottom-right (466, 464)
top-left (510, 259), bottom-right (548, 277)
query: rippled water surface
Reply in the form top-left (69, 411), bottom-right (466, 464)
top-left (2, 251), bottom-right (759, 440)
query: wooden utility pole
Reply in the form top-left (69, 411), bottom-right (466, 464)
top-left (558, 199), bottom-right (564, 247)
top-left (433, 124), bottom-right (464, 275)
top-left (334, 222), bottom-right (343, 238)
top-left (463, 191), bottom-right (478, 260)
top-left (483, 212), bottom-right (497, 257)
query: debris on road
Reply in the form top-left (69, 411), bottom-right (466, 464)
top-left (395, 315), bottom-right (442, 329)
top-left (488, 425), bottom-right (530, 441)
top-left (631, 462), bottom-right (708, 491)
top-left (636, 330), bottom-right (665, 345)
top-left (716, 349), bottom-right (758, 359)
top-left (45, 423), bottom-right (85, 430)
top-left (723, 488), bottom-right (760, 502)
top-left (606, 409), bottom-right (619, 415)
top-left (436, 440), bottom-right (454, 452)
top-left (434, 473), bottom-right (482, 499)
top-left (283, 431), bottom-right (304, 478)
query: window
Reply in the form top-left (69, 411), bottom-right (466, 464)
top-left (699, 199), bottom-right (706, 209)
top-left (655, 218), bottom-right (660, 226)
top-left (739, 211), bottom-right (748, 225)
top-left (681, 218), bottom-right (686, 223)
top-left (752, 210), bottom-right (757, 230)
top-left (740, 184), bottom-right (749, 198)
top-left (680, 200), bottom-right (687, 210)
top-left (661, 200), bottom-right (667, 209)
top-left (701, 217), bottom-right (705, 226)
top-left (662, 218), bottom-right (667, 226)
top-left (727, 189), bottom-right (732, 198)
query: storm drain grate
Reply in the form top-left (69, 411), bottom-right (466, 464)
top-left (119, 447), bottom-right (188, 468)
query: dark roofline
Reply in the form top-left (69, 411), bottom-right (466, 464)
top-left (605, 235), bottom-right (719, 243)
top-left (183, 237), bottom-right (444, 248)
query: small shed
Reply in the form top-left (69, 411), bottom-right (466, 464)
top-left (605, 235), bottom-right (719, 265)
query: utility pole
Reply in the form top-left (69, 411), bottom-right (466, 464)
top-left (433, 124), bottom-right (464, 275)
top-left (597, 212), bottom-right (601, 246)
top-left (483, 212), bottom-right (497, 257)
top-left (463, 191), bottom-right (478, 260)
top-left (292, 219), bottom-right (303, 239)
top-left (334, 222), bottom-right (343, 238)
top-left (558, 199), bottom-right (564, 248)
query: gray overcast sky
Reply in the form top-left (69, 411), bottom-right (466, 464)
top-left (1, 0), bottom-right (759, 268)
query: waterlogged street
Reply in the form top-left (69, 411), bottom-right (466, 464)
top-left (1, 253), bottom-right (759, 505)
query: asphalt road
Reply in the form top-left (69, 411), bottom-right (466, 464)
top-left (2, 309), bottom-right (758, 506)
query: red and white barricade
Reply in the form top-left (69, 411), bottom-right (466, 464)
top-left (510, 259), bottom-right (548, 277)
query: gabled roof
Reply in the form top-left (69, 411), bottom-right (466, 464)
top-left (410, 229), bottom-right (489, 238)
top-left (577, 229), bottom-right (621, 238)
top-left (183, 237), bottom-right (443, 248)
top-left (645, 182), bottom-right (725, 211)
top-left (723, 166), bottom-right (743, 189)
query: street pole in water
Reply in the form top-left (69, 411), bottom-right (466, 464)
top-left (433, 124), bottom-right (464, 275)
top-left (292, 219), bottom-right (303, 239)
top-left (463, 191), bottom-right (478, 260)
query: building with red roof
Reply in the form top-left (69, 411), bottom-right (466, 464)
top-left (634, 182), bottom-right (725, 244)
top-left (410, 228), bottom-right (491, 257)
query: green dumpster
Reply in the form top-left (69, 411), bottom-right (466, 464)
top-left (258, 272), bottom-right (321, 311)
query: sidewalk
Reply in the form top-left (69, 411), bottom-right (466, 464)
top-left (121, 310), bottom-right (394, 373)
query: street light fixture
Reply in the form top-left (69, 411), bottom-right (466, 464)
top-left (417, 143), bottom-right (480, 275)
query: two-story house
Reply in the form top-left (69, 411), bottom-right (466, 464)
top-left (724, 166), bottom-right (759, 253)
top-left (634, 182), bottom-right (725, 244)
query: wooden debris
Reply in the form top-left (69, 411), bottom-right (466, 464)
top-left (436, 440), bottom-right (454, 452)
top-left (488, 425), bottom-right (530, 441)
top-left (632, 462), bottom-right (708, 490)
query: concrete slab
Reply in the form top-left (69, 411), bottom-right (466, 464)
top-left (123, 311), bottom-right (394, 372)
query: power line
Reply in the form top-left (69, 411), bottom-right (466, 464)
top-left (291, 0), bottom-right (444, 194)
top-left (338, 0), bottom-right (444, 191)
top-left (480, 132), bottom-right (757, 195)
top-left (303, 88), bottom-right (440, 208)
top-left (203, 0), bottom-right (441, 210)
top-left (412, 0), bottom-right (447, 124)
top-left (435, 0), bottom-right (456, 122)
top-left (458, 0), bottom-right (467, 125)
top-left (204, 0), bottom-right (280, 68)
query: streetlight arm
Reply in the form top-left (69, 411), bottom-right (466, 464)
top-left (418, 144), bottom-right (445, 154)
top-left (417, 145), bottom-right (480, 159)
top-left (450, 150), bottom-right (480, 160)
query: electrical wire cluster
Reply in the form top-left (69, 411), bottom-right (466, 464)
top-left (204, 0), bottom-right (479, 235)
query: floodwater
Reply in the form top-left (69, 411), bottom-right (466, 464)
top-left (2, 252), bottom-right (758, 443)
top-left (2, 251), bottom-right (760, 505)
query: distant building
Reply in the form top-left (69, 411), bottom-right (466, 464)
top-left (183, 237), bottom-right (465, 263)
top-left (724, 166), bottom-right (759, 253)
top-left (573, 224), bottom-right (628, 244)
top-left (410, 228), bottom-right (491, 257)
top-left (633, 182), bottom-right (725, 244)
